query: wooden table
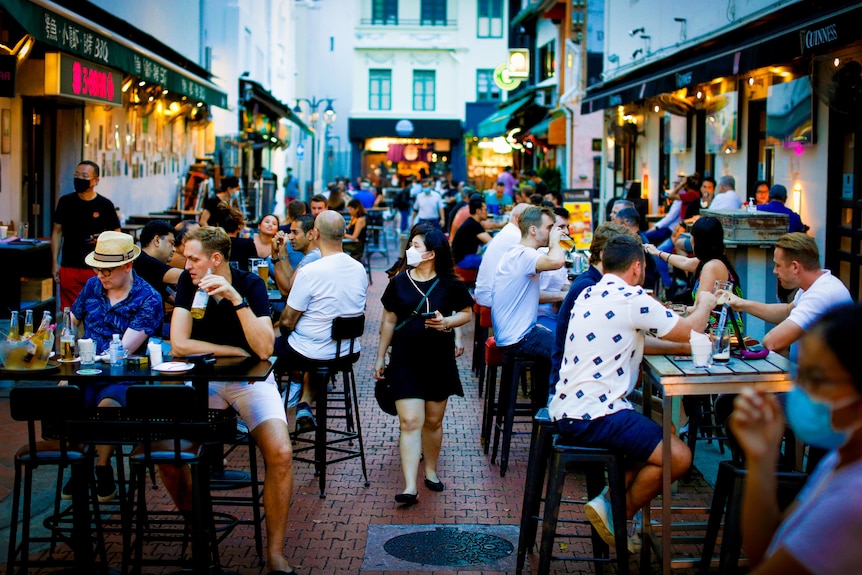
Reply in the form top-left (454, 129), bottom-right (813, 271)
top-left (640, 352), bottom-right (794, 574)
top-left (5, 356), bottom-right (275, 573)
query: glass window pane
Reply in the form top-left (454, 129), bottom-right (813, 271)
top-left (840, 260), bottom-right (851, 289)
top-left (842, 208), bottom-right (853, 226)
top-left (841, 236), bottom-right (852, 252)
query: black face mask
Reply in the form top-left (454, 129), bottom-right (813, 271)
top-left (73, 178), bottom-right (91, 193)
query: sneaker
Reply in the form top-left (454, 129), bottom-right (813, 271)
top-left (627, 511), bottom-right (643, 553)
top-left (584, 488), bottom-right (615, 548)
top-left (295, 403), bottom-right (316, 433)
top-left (95, 465), bottom-right (117, 503)
top-left (286, 381), bottom-right (302, 408)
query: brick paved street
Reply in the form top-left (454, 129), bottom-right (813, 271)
top-left (0, 243), bottom-right (726, 574)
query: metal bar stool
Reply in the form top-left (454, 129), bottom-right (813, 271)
top-left (538, 435), bottom-right (631, 575)
top-left (491, 352), bottom-right (539, 477)
top-left (291, 315), bottom-right (370, 497)
top-left (7, 386), bottom-right (107, 574)
top-left (471, 303), bottom-right (491, 393)
top-left (516, 408), bottom-right (555, 573)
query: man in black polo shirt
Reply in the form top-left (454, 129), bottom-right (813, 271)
top-left (451, 194), bottom-right (492, 269)
top-left (163, 226), bottom-right (297, 575)
top-left (134, 219), bottom-right (183, 303)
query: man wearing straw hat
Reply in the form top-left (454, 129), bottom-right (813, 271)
top-left (64, 230), bottom-right (164, 502)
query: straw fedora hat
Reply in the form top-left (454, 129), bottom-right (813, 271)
top-left (84, 231), bottom-right (141, 268)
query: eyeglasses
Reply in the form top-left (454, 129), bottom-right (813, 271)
top-left (91, 266), bottom-right (121, 276)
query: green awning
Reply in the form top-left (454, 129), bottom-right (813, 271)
top-left (3, 0), bottom-right (228, 108)
top-left (527, 109), bottom-right (565, 138)
top-left (476, 96), bottom-right (532, 139)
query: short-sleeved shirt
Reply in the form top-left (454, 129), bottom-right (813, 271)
top-left (484, 192), bottom-right (513, 215)
top-left (787, 270), bottom-right (852, 360)
top-left (709, 190), bottom-right (743, 210)
top-left (286, 253), bottom-right (368, 360)
top-left (413, 191), bottom-right (444, 220)
top-left (491, 244), bottom-right (543, 347)
top-left (53, 193), bottom-right (120, 268)
top-left (475, 222), bottom-right (521, 307)
top-left (757, 201), bottom-right (805, 232)
top-left (202, 194), bottom-right (228, 225)
top-left (766, 451), bottom-right (862, 574)
top-left (71, 273), bottom-right (163, 354)
top-left (451, 217), bottom-right (486, 263)
top-left (548, 274), bottom-right (679, 422)
top-left (175, 268), bottom-right (270, 355)
top-left (133, 251), bottom-right (173, 300)
top-left (297, 248), bottom-right (321, 268)
top-left (551, 265), bottom-right (603, 386)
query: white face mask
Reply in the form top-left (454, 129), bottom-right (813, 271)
top-left (405, 246), bottom-right (424, 267)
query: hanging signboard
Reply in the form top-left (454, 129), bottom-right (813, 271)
top-left (44, 52), bottom-right (122, 106)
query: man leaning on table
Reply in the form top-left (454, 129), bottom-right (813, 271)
top-left (718, 232), bottom-right (852, 360)
top-left (549, 235), bottom-right (716, 552)
top-left (164, 225), bottom-right (298, 575)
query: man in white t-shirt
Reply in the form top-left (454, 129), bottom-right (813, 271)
top-left (537, 207), bottom-right (571, 330)
top-left (474, 203), bottom-right (529, 307)
top-left (278, 210), bottom-right (368, 431)
top-left (720, 233), bottom-right (852, 361)
top-left (708, 175), bottom-right (743, 210)
top-left (550, 235), bottom-right (716, 552)
top-left (412, 185), bottom-right (445, 229)
top-left (491, 206), bottom-right (566, 408)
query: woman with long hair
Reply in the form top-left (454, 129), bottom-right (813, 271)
top-left (730, 304), bottom-right (862, 573)
top-left (343, 199), bottom-right (367, 261)
top-left (254, 213), bottom-right (280, 259)
top-left (373, 225), bottom-right (473, 505)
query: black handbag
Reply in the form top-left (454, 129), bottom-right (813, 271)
top-left (374, 377), bottom-right (398, 416)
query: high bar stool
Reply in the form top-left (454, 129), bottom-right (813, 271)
top-left (7, 386), bottom-right (107, 574)
top-left (471, 303), bottom-right (492, 393)
top-left (480, 336), bottom-right (504, 451)
top-left (538, 435), bottom-right (631, 575)
top-left (491, 352), bottom-right (540, 477)
top-left (291, 315), bottom-right (370, 497)
top-left (516, 408), bottom-right (556, 573)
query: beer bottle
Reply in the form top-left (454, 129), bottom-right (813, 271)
top-left (7, 310), bottom-right (20, 341)
top-left (59, 307), bottom-right (76, 360)
top-left (190, 269), bottom-right (212, 319)
top-left (23, 312), bottom-right (51, 365)
top-left (22, 310), bottom-right (34, 339)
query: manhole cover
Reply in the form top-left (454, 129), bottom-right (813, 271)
top-left (383, 526), bottom-right (514, 566)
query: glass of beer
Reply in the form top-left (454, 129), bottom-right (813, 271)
top-left (258, 260), bottom-right (269, 283)
top-left (559, 234), bottom-right (575, 251)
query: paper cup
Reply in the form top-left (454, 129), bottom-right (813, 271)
top-left (691, 341), bottom-right (713, 368)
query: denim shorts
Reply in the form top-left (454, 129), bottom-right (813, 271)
top-left (555, 409), bottom-right (664, 462)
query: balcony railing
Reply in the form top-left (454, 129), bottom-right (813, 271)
top-left (359, 18), bottom-right (457, 27)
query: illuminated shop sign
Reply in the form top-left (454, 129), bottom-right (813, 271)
top-left (44, 52), bottom-right (122, 106)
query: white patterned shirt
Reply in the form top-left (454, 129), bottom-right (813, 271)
top-left (548, 274), bottom-right (679, 422)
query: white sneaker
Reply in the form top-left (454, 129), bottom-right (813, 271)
top-left (584, 488), bottom-right (615, 548)
top-left (286, 381), bottom-right (302, 408)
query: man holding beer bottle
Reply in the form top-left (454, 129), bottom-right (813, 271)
top-left (165, 226), bottom-right (298, 575)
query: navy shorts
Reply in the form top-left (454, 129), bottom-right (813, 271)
top-left (555, 409), bottom-right (663, 462)
top-left (84, 382), bottom-right (131, 407)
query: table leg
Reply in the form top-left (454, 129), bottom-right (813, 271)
top-left (662, 395), bottom-right (673, 574)
top-left (71, 464), bottom-right (96, 569)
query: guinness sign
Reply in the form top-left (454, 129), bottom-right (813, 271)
top-left (800, 23), bottom-right (838, 54)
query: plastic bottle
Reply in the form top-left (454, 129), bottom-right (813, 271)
top-left (747, 198), bottom-right (757, 214)
top-left (109, 333), bottom-right (124, 367)
top-left (59, 307), bottom-right (76, 360)
top-left (7, 310), bottom-right (20, 341)
top-left (190, 269), bottom-right (212, 319)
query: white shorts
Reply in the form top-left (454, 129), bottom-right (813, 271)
top-left (208, 372), bottom-right (286, 431)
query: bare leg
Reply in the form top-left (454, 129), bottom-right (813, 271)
top-left (421, 400), bottom-right (448, 484)
top-left (251, 418), bottom-right (295, 573)
top-left (157, 462), bottom-right (194, 515)
top-left (396, 398), bottom-right (425, 495)
top-left (626, 435), bottom-right (691, 519)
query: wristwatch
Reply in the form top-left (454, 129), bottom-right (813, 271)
top-left (233, 298), bottom-right (249, 311)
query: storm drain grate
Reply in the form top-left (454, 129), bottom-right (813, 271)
top-left (362, 524), bottom-right (519, 572)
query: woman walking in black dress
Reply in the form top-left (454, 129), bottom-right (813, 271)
top-left (373, 225), bottom-right (473, 504)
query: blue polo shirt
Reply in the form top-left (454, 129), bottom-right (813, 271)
top-left (71, 272), bottom-right (164, 354)
top-left (757, 201), bottom-right (805, 233)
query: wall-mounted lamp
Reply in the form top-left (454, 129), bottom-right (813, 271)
top-left (632, 48), bottom-right (643, 60)
top-left (673, 17), bottom-right (687, 42)
top-left (792, 182), bottom-right (802, 213)
top-left (608, 54), bottom-right (619, 64)
top-left (629, 27), bottom-right (645, 37)
top-left (653, 104), bottom-right (660, 113)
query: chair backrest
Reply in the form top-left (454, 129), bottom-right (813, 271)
top-left (10, 385), bottom-right (86, 458)
top-left (125, 384), bottom-right (196, 420)
top-left (331, 315), bottom-right (365, 360)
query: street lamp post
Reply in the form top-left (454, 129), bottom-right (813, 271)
top-left (293, 97), bottom-right (336, 196)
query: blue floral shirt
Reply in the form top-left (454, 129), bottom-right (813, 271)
top-left (71, 273), bottom-right (163, 354)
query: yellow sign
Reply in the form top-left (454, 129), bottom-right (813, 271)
top-left (508, 49), bottom-right (530, 79)
top-left (564, 201), bottom-right (593, 250)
